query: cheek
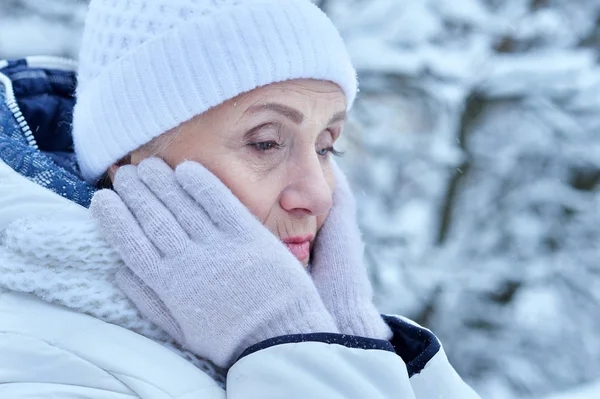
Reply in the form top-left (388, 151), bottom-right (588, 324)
top-left (324, 164), bottom-right (335, 192)
top-left (316, 214), bottom-right (327, 232)
top-left (215, 165), bottom-right (282, 223)
top-left (156, 131), bottom-right (282, 224)
top-left (316, 164), bottom-right (336, 232)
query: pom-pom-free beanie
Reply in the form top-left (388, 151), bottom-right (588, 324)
top-left (73, 0), bottom-right (357, 183)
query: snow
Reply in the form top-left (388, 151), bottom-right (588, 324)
top-left (2, 0), bottom-right (600, 398)
top-left (328, 1), bottom-right (600, 398)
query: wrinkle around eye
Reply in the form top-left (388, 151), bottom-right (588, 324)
top-left (243, 141), bottom-right (288, 174)
top-left (243, 122), bottom-right (282, 142)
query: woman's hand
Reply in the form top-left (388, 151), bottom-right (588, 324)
top-left (311, 161), bottom-right (392, 340)
top-left (90, 158), bottom-right (338, 368)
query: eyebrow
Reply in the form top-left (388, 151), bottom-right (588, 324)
top-left (246, 102), bottom-right (347, 126)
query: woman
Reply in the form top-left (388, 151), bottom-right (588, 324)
top-left (0, 0), bottom-right (480, 397)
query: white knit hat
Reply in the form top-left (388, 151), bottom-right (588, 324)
top-left (73, 0), bottom-right (357, 183)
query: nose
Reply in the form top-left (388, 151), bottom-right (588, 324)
top-left (279, 156), bottom-right (333, 218)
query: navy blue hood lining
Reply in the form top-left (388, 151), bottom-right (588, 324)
top-left (3, 58), bottom-right (77, 153)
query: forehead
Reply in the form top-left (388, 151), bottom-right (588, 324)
top-left (199, 79), bottom-right (347, 127)
top-left (238, 79), bottom-right (347, 111)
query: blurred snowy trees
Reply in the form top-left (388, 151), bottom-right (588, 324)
top-left (0, 0), bottom-right (86, 57)
top-left (2, 1), bottom-right (600, 398)
top-left (325, 1), bottom-right (600, 398)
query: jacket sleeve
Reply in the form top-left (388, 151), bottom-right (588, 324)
top-left (383, 315), bottom-right (481, 399)
top-left (227, 333), bottom-right (417, 399)
top-left (227, 316), bottom-right (481, 399)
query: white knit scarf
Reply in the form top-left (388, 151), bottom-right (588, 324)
top-left (0, 212), bottom-right (227, 386)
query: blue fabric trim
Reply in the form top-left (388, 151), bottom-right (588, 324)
top-left (238, 332), bottom-right (396, 362)
top-left (383, 315), bottom-right (441, 377)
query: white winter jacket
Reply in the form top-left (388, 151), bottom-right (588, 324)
top-left (0, 158), bottom-right (480, 398)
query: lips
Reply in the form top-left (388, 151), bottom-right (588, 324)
top-left (282, 235), bottom-right (313, 262)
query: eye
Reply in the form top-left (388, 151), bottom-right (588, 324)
top-left (316, 147), bottom-right (343, 157)
top-left (250, 141), bottom-right (282, 152)
top-left (317, 147), bottom-right (331, 156)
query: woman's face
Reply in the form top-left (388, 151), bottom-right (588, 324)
top-left (121, 79), bottom-right (347, 266)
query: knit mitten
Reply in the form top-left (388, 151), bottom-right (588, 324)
top-left (90, 158), bottom-right (339, 368)
top-left (311, 161), bottom-right (392, 340)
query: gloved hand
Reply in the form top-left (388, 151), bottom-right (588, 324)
top-left (311, 161), bottom-right (392, 340)
top-left (90, 157), bottom-right (339, 368)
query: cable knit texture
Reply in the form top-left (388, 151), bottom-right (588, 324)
top-left (73, 0), bottom-right (357, 182)
top-left (0, 168), bottom-right (228, 386)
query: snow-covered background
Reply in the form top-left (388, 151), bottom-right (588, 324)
top-left (1, 0), bottom-right (599, 398)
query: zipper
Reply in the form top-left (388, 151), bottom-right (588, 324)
top-left (0, 71), bottom-right (39, 149)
